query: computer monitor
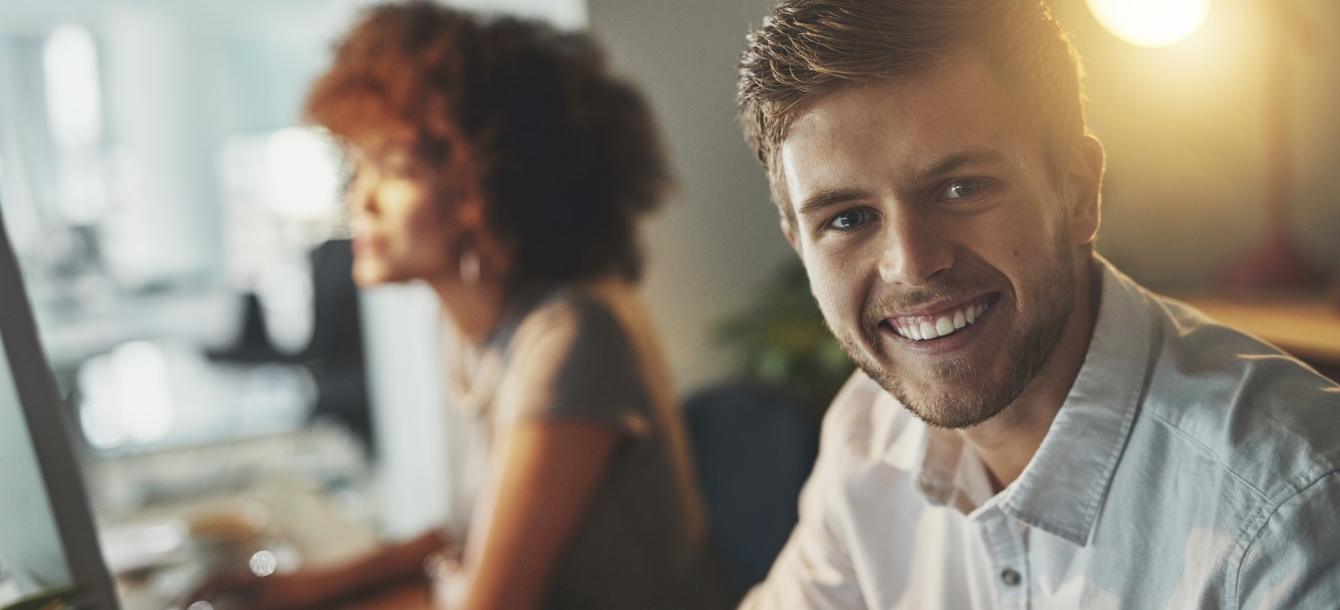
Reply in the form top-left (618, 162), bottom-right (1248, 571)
top-left (0, 211), bottom-right (118, 609)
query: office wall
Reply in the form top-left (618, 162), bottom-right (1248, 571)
top-left (589, 0), bottom-right (794, 393)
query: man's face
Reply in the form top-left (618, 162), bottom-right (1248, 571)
top-left (779, 56), bottom-right (1084, 429)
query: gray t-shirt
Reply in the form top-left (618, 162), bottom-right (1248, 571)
top-left (468, 280), bottom-right (735, 610)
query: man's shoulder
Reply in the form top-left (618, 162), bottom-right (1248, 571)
top-left (1137, 289), bottom-right (1340, 503)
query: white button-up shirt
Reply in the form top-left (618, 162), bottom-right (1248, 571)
top-left (743, 258), bottom-right (1340, 609)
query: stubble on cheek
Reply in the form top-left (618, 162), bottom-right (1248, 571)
top-left (816, 240), bottom-right (1076, 430)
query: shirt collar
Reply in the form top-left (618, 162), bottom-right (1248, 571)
top-left (893, 256), bottom-right (1155, 545)
top-left (998, 257), bottom-right (1153, 545)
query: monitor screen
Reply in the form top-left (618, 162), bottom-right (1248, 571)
top-left (0, 210), bottom-right (118, 608)
top-left (0, 326), bottom-right (74, 595)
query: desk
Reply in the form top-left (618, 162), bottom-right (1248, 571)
top-left (1178, 296), bottom-right (1340, 380)
top-left (108, 474), bottom-right (381, 610)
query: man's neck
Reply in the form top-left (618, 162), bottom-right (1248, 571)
top-left (960, 256), bottom-right (1102, 492)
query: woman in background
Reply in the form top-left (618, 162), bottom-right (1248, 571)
top-left (184, 3), bottom-right (733, 609)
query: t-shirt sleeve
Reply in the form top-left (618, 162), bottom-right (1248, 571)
top-left (1235, 471), bottom-right (1340, 609)
top-left (494, 293), bottom-right (652, 436)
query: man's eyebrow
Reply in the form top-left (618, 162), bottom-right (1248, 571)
top-left (915, 149), bottom-right (1009, 184)
top-left (796, 188), bottom-right (869, 216)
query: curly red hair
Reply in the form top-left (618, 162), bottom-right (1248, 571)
top-left (306, 1), bottom-right (669, 285)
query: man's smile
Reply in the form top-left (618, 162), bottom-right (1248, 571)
top-left (882, 293), bottom-right (997, 341)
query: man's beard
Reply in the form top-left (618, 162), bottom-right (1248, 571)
top-left (829, 234), bottom-right (1076, 430)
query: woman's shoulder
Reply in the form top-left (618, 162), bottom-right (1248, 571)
top-left (497, 278), bottom-right (654, 423)
top-left (512, 279), bottom-right (638, 357)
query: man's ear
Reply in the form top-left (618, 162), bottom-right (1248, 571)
top-left (781, 214), bottom-right (803, 257)
top-left (1068, 133), bottom-right (1105, 248)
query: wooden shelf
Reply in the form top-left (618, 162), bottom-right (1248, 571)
top-left (1178, 296), bottom-right (1340, 369)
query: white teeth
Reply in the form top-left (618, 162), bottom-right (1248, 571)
top-left (919, 321), bottom-right (937, 339)
top-left (894, 299), bottom-right (992, 341)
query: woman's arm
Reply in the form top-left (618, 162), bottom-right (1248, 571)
top-left (441, 418), bottom-right (624, 610)
top-left (182, 528), bottom-right (448, 610)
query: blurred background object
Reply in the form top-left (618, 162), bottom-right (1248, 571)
top-left (0, 0), bottom-right (1337, 607)
top-left (1214, 0), bottom-right (1331, 293)
top-left (714, 260), bottom-right (854, 420)
top-left (684, 385), bottom-right (818, 596)
top-left (682, 260), bottom-right (849, 594)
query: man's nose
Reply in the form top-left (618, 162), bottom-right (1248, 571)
top-left (877, 207), bottom-right (953, 287)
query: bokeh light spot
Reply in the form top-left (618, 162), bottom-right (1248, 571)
top-left (249, 550), bottom-right (277, 577)
top-left (1086, 0), bottom-right (1211, 48)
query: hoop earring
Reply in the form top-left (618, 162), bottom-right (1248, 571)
top-left (459, 247), bottom-right (481, 285)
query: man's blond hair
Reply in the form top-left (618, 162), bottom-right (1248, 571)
top-left (737, 0), bottom-right (1087, 222)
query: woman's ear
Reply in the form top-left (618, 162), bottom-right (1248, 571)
top-left (454, 192), bottom-right (488, 231)
top-left (477, 231), bottom-right (512, 286)
top-left (455, 201), bottom-right (513, 286)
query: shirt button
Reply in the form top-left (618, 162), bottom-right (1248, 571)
top-left (1000, 568), bottom-right (1021, 587)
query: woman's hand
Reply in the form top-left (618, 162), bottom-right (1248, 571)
top-left (177, 568), bottom-right (337, 610)
top-left (178, 529), bottom-right (450, 610)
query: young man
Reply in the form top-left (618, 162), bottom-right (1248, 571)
top-left (735, 0), bottom-right (1340, 608)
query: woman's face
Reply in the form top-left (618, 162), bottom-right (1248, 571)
top-left (346, 147), bottom-right (454, 287)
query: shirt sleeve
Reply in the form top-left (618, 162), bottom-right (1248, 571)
top-left (496, 293), bottom-right (651, 436)
top-left (1236, 471), bottom-right (1340, 610)
top-left (739, 374), bottom-right (871, 610)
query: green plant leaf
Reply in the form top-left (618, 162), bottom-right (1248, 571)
top-left (715, 258), bottom-right (854, 404)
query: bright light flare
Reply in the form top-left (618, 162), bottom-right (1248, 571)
top-left (1086, 0), bottom-right (1211, 48)
top-left (78, 340), bottom-right (176, 448)
top-left (43, 24), bottom-right (103, 150)
top-left (263, 127), bottom-right (342, 220)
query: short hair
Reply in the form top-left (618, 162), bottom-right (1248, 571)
top-left (307, 1), bottom-right (669, 286)
top-left (737, 0), bottom-right (1086, 221)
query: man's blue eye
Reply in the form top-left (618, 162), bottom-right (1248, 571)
top-left (830, 209), bottom-right (867, 230)
top-left (944, 179), bottom-right (984, 199)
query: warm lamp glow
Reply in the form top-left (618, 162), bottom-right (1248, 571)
top-left (1086, 0), bottom-right (1210, 48)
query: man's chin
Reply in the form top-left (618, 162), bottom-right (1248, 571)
top-left (903, 398), bottom-right (1009, 430)
top-left (880, 376), bottom-right (1010, 430)
top-left (847, 337), bottom-right (1019, 429)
